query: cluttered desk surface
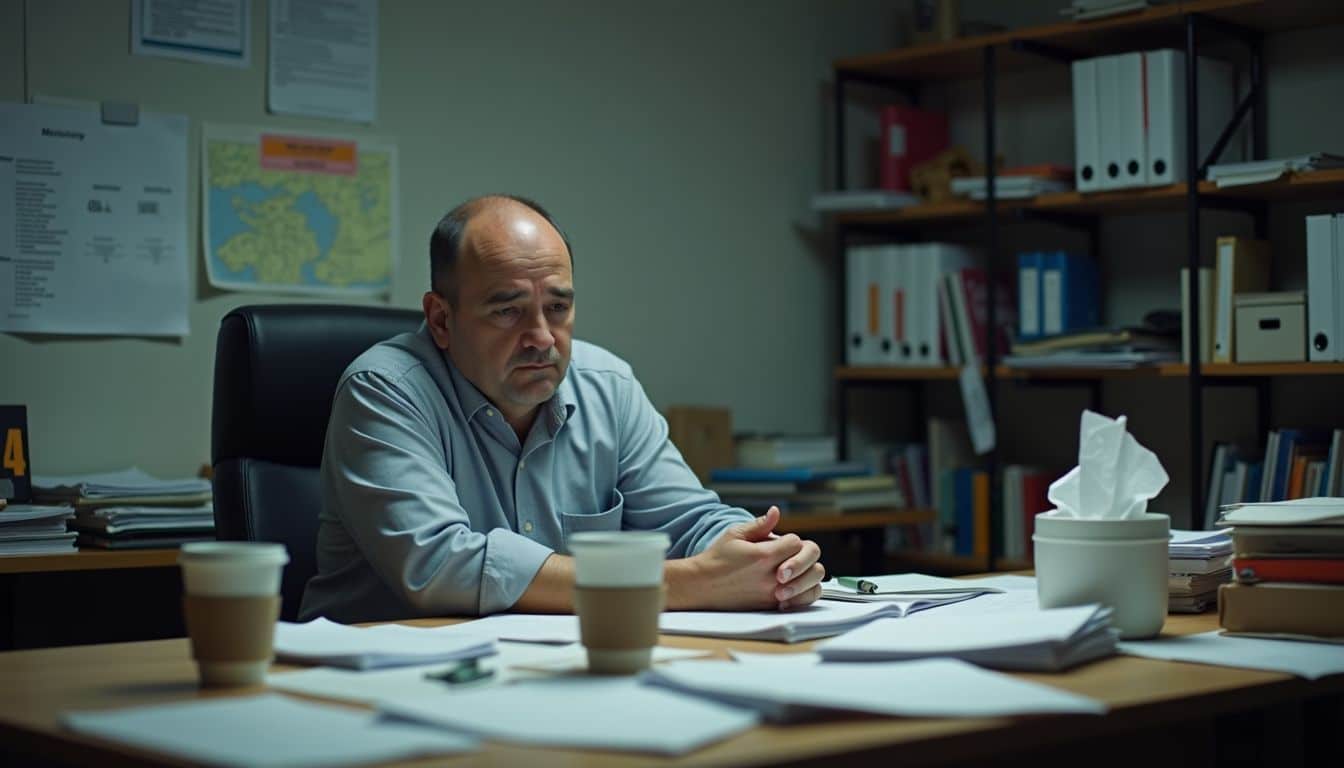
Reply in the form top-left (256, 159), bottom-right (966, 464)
top-left (3, 599), bottom-right (1339, 768)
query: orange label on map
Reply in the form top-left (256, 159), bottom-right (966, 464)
top-left (259, 134), bottom-right (357, 175)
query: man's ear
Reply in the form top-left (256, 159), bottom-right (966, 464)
top-left (422, 290), bottom-right (453, 350)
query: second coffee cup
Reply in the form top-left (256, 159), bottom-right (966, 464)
top-left (569, 531), bottom-right (669, 674)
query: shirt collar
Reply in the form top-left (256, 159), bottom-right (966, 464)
top-left (440, 346), bottom-right (578, 431)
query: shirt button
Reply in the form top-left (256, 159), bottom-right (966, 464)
top-left (518, 460), bottom-right (525, 470)
top-left (523, 521), bottom-right (534, 533)
top-left (485, 409), bottom-right (495, 417)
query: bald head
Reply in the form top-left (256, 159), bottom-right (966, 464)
top-left (429, 195), bottom-right (573, 303)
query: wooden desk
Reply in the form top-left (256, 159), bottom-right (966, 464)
top-left (0, 548), bottom-right (180, 575)
top-left (2, 610), bottom-right (1341, 767)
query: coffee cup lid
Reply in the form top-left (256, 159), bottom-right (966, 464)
top-left (179, 541), bottom-right (289, 564)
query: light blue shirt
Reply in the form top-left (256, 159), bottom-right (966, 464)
top-left (300, 324), bottom-right (751, 623)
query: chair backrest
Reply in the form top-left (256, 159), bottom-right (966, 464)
top-left (211, 304), bottom-right (423, 620)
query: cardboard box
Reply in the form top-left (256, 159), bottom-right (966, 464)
top-left (1234, 291), bottom-right (1306, 363)
top-left (664, 406), bottom-right (733, 485)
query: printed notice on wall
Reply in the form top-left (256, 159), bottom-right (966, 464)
top-left (268, 0), bottom-right (378, 123)
top-left (131, 0), bottom-right (250, 68)
top-left (0, 103), bottom-right (190, 337)
top-left (202, 123), bottom-right (397, 296)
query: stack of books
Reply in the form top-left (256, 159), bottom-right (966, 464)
top-left (0, 504), bottom-right (76, 555)
top-left (1167, 529), bottom-right (1233, 613)
top-left (1217, 499), bottom-right (1344, 640)
top-left (709, 466), bottom-right (895, 515)
top-left (950, 164), bottom-right (1073, 200)
top-left (34, 468), bottom-right (214, 549)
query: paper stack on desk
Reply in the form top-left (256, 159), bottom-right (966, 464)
top-left (35, 467), bottom-right (214, 549)
top-left (1168, 529), bottom-right (1233, 613)
top-left (0, 504), bottom-right (76, 555)
top-left (643, 657), bottom-right (1107, 722)
top-left (273, 617), bottom-right (495, 670)
top-left (822, 573), bottom-right (1005, 603)
top-left (659, 599), bottom-right (935, 643)
top-left (815, 604), bottom-right (1118, 671)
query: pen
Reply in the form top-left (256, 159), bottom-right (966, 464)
top-left (835, 577), bottom-right (880, 594)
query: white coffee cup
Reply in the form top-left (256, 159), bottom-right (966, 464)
top-left (179, 542), bottom-right (289, 686)
top-left (1033, 511), bottom-right (1169, 639)
top-left (568, 531), bottom-right (669, 674)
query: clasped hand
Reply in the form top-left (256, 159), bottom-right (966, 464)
top-left (677, 506), bottom-right (824, 611)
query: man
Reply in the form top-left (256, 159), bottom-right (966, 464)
top-left (300, 195), bottom-right (824, 623)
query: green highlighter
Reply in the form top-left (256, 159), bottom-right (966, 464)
top-left (834, 577), bottom-right (880, 594)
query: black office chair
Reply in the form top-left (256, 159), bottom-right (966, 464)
top-left (211, 304), bottom-right (423, 620)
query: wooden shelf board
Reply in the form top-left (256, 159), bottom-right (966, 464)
top-left (835, 1), bottom-right (1343, 82)
top-left (1161, 362), bottom-right (1344, 377)
top-left (0, 548), bottom-right (180, 575)
top-left (835, 365), bottom-right (964, 381)
top-left (997, 365), bottom-right (1167, 380)
top-left (776, 508), bottom-right (936, 534)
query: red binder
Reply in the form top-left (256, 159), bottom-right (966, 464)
top-left (879, 106), bottom-right (948, 191)
top-left (1233, 557), bottom-right (1344, 584)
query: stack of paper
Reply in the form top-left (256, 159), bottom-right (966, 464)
top-left (816, 604), bottom-right (1118, 671)
top-left (274, 617), bottom-right (495, 670)
top-left (34, 467), bottom-right (211, 501)
top-left (381, 677), bottom-right (759, 755)
top-left (63, 694), bottom-right (476, 766)
top-left (0, 504), bottom-right (76, 555)
top-left (71, 504), bottom-right (215, 549)
top-left (822, 573), bottom-right (1004, 603)
top-left (810, 189), bottom-right (920, 212)
top-left (1168, 529), bottom-right (1233, 612)
top-left (951, 176), bottom-right (1070, 200)
top-left (659, 599), bottom-right (949, 643)
top-left (34, 468), bottom-right (214, 549)
top-left (1207, 153), bottom-right (1344, 188)
top-left (643, 658), bottom-right (1106, 722)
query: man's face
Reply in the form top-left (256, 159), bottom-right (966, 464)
top-left (425, 204), bottom-right (574, 423)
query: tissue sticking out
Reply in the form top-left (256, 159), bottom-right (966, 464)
top-left (1047, 410), bottom-right (1170, 519)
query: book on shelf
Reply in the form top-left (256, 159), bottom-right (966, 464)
top-left (708, 462), bottom-right (870, 484)
top-left (1008, 325), bottom-right (1176, 357)
top-left (1180, 266), bottom-right (1214, 364)
top-left (1212, 236), bottom-right (1271, 364)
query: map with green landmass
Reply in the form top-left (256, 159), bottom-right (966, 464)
top-left (203, 129), bottom-right (396, 296)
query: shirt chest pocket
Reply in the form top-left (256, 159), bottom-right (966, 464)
top-left (560, 489), bottom-right (624, 552)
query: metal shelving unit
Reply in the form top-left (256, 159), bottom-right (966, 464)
top-left (826, 0), bottom-right (1344, 573)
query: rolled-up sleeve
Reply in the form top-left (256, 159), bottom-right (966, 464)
top-left (614, 374), bottom-right (752, 557)
top-left (325, 372), bottom-right (553, 615)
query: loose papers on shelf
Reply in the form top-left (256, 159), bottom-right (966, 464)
top-left (643, 658), bottom-right (1107, 722)
top-left (32, 467), bottom-right (211, 502)
top-left (381, 676), bottom-right (759, 756)
top-left (273, 617), bottom-right (495, 670)
top-left (0, 504), bottom-right (76, 554)
top-left (62, 693), bottom-right (476, 768)
top-left (816, 604), bottom-right (1119, 671)
top-left (1118, 631), bottom-right (1344, 679)
top-left (0, 102), bottom-right (189, 336)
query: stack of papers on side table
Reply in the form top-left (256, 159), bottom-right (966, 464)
top-left (35, 468), bottom-right (215, 549)
top-left (815, 604), bottom-right (1118, 671)
top-left (0, 504), bottom-right (76, 554)
top-left (1168, 529), bottom-right (1233, 613)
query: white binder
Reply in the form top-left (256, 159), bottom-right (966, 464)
top-left (1307, 214), bottom-right (1341, 362)
top-left (1071, 57), bottom-right (1102, 193)
top-left (1144, 49), bottom-right (1237, 186)
top-left (879, 245), bottom-right (903, 366)
top-left (1098, 53), bottom-right (1146, 190)
top-left (845, 246), bottom-right (879, 366)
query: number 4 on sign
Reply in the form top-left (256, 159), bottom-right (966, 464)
top-left (4, 428), bottom-right (25, 477)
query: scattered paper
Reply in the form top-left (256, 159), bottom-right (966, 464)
top-left (817, 605), bottom-right (1118, 671)
top-left (63, 693), bottom-right (475, 768)
top-left (443, 613), bottom-right (580, 644)
top-left (644, 658), bottom-right (1107, 722)
top-left (273, 617), bottom-right (494, 670)
top-left (1119, 631), bottom-right (1344, 679)
top-left (381, 677), bottom-right (759, 755)
top-left (659, 600), bottom-right (911, 643)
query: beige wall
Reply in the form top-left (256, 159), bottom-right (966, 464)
top-left (1, 0), bottom-right (897, 477)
